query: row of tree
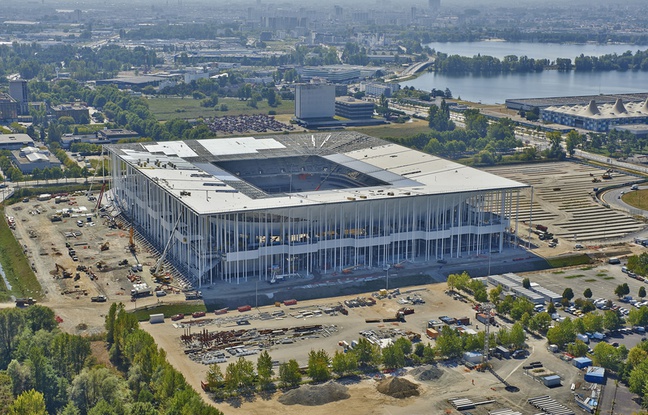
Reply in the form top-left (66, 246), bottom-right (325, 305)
top-left (0, 304), bottom-right (223, 415)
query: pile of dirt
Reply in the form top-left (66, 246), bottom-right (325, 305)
top-left (376, 377), bottom-right (420, 399)
top-left (409, 365), bottom-right (444, 381)
top-left (278, 382), bottom-right (350, 406)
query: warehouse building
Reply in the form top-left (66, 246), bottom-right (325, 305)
top-left (107, 132), bottom-right (528, 287)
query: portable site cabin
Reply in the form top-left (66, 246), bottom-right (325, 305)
top-left (149, 313), bottom-right (165, 324)
top-left (463, 351), bottom-right (483, 364)
top-left (584, 366), bottom-right (606, 384)
top-left (542, 375), bottom-right (561, 387)
top-left (573, 357), bottom-right (592, 369)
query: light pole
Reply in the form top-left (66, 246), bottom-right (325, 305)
top-left (385, 264), bottom-right (391, 290)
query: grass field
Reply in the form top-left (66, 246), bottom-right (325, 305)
top-left (547, 254), bottom-right (592, 268)
top-left (0, 207), bottom-right (43, 301)
top-left (348, 118), bottom-right (433, 139)
top-left (147, 97), bottom-right (295, 121)
top-left (129, 302), bottom-right (207, 321)
top-left (622, 189), bottom-right (648, 210)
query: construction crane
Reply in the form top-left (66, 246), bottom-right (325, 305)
top-left (151, 213), bottom-right (183, 283)
top-left (95, 182), bottom-right (107, 211)
top-left (481, 302), bottom-right (495, 369)
top-left (86, 146), bottom-right (105, 199)
top-left (128, 226), bottom-right (136, 253)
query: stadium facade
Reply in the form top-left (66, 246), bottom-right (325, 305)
top-left (107, 133), bottom-right (528, 287)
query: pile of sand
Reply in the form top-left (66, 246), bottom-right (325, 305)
top-left (409, 365), bottom-right (444, 381)
top-left (376, 377), bottom-right (420, 399)
top-left (278, 382), bottom-right (350, 406)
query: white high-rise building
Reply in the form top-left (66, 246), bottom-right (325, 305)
top-left (295, 84), bottom-right (335, 119)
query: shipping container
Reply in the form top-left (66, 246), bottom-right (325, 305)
top-left (237, 305), bottom-right (252, 312)
top-left (426, 328), bottom-right (439, 339)
top-left (283, 299), bottom-right (298, 306)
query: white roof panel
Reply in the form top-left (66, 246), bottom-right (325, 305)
top-left (144, 142), bottom-right (197, 158)
top-left (197, 137), bottom-right (285, 156)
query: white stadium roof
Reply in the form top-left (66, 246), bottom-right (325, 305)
top-left (107, 132), bottom-right (528, 215)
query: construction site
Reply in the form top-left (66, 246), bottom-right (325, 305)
top-left (4, 146), bottom-right (648, 414)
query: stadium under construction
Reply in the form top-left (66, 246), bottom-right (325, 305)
top-left (106, 132), bottom-right (528, 287)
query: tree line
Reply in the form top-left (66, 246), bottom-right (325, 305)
top-left (0, 304), bottom-right (222, 415)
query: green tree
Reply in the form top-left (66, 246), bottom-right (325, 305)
top-left (593, 342), bottom-right (626, 372)
top-left (565, 130), bottom-right (583, 157)
top-left (489, 285), bottom-right (503, 305)
top-left (546, 317), bottom-right (576, 348)
top-left (394, 337), bottom-right (413, 356)
top-left (8, 389), bottom-right (46, 415)
top-left (567, 340), bottom-right (589, 357)
top-left (436, 326), bottom-right (463, 358)
top-left (509, 322), bottom-right (526, 348)
top-left (381, 343), bottom-right (406, 370)
top-left (510, 298), bottom-right (535, 321)
top-left (225, 358), bottom-right (255, 393)
top-left (331, 350), bottom-right (357, 377)
top-left (0, 372), bottom-right (14, 414)
top-left (529, 312), bottom-right (552, 333)
top-left (205, 364), bottom-right (224, 391)
top-left (352, 337), bottom-right (380, 367)
top-left (522, 278), bottom-right (531, 289)
top-left (603, 310), bottom-right (622, 332)
top-left (307, 350), bottom-right (331, 383)
top-left (582, 312), bottom-right (604, 333)
top-left (583, 288), bottom-right (593, 299)
top-left (547, 302), bottom-right (556, 315)
top-left (278, 360), bottom-right (301, 389)
top-left (256, 350), bottom-right (274, 390)
top-left (562, 288), bottom-right (574, 301)
top-left (640, 286), bottom-right (647, 299)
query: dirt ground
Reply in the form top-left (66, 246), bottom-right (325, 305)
top-left (140, 281), bottom-right (591, 415)
top-left (6, 192), bottom-right (166, 334)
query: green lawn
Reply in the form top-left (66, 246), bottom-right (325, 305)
top-left (129, 302), bottom-right (207, 321)
top-left (147, 97), bottom-right (295, 121)
top-left (622, 189), bottom-right (648, 210)
top-left (547, 254), bottom-right (592, 268)
top-left (0, 207), bottom-right (43, 301)
top-left (348, 118), bottom-right (433, 139)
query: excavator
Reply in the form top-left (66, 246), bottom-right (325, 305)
top-left (55, 263), bottom-right (72, 279)
top-left (100, 242), bottom-right (109, 251)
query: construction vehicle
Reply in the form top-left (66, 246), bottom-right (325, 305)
top-left (184, 291), bottom-right (203, 300)
top-left (151, 213), bottom-right (183, 284)
top-left (95, 182), bottom-right (107, 211)
top-left (91, 295), bottom-right (107, 302)
top-left (131, 283), bottom-right (152, 298)
top-left (15, 297), bottom-right (36, 307)
top-left (100, 242), bottom-right (109, 251)
top-left (55, 263), bottom-right (72, 279)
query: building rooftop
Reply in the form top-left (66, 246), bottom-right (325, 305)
top-left (0, 133), bottom-right (34, 144)
top-left (106, 132), bottom-right (528, 215)
top-left (543, 98), bottom-right (648, 120)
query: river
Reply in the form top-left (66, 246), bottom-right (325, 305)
top-left (401, 41), bottom-right (648, 104)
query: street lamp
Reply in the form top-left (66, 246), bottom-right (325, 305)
top-left (385, 264), bottom-right (391, 290)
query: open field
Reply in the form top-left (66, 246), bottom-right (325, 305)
top-left (348, 117), bottom-right (432, 139)
top-left (622, 189), bottom-right (648, 210)
top-left (147, 97), bottom-right (295, 121)
top-left (0, 207), bottom-right (43, 301)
